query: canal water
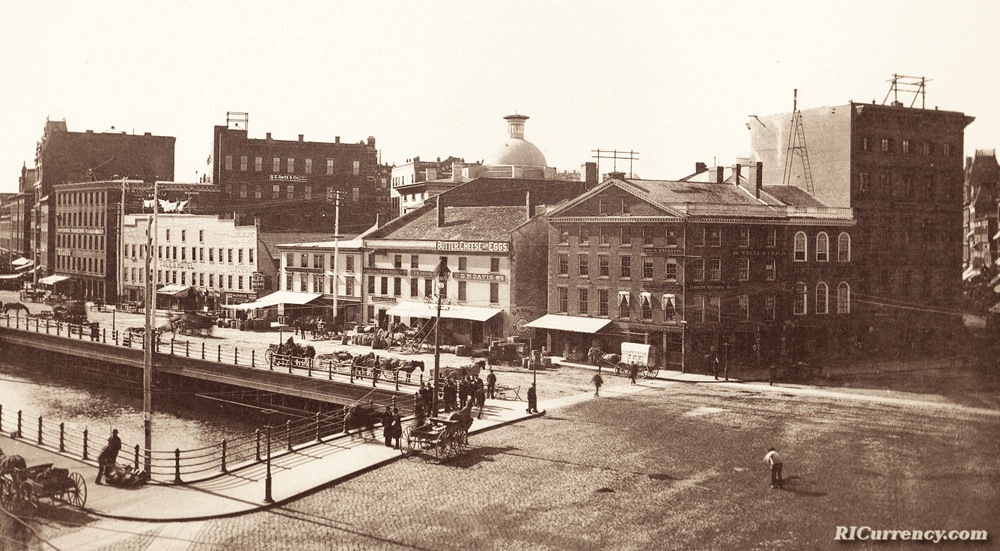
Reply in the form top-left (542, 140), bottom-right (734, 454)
top-left (0, 350), bottom-right (294, 455)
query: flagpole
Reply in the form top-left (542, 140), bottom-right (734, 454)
top-left (143, 180), bottom-right (158, 477)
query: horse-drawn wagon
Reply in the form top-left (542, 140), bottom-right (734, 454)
top-left (599, 342), bottom-right (660, 379)
top-left (0, 451), bottom-right (87, 511)
top-left (400, 403), bottom-right (474, 461)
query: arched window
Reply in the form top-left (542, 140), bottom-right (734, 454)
top-left (794, 231), bottom-right (807, 262)
top-left (815, 282), bottom-right (829, 314)
top-left (794, 282), bottom-right (807, 315)
top-left (837, 282), bottom-right (851, 314)
top-left (838, 232), bottom-right (851, 262)
top-left (816, 232), bottom-right (829, 262)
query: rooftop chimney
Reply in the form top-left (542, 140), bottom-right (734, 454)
top-left (608, 171), bottom-right (626, 180)
top-left (582, 162), bottom-right (598, 188)
top-left (335, 136), bottom-right (340, 144)
top-left (733, 163), bottom-right (742, 187)
top-left (754, 161), bottom-right (763, 199)
top-left (298, 134), bottom-right (304, 142)
top-left (437, 196), bottom-right (445, 227)
top-left (715, 166), bottom-right (724, 184)
top-left (695, 162), bottom-right (708, 174)
top-left (265, 132), bottom-right (272, 140)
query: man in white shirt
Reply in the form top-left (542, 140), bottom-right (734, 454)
top-left (764, 448), bottom-right (783, 489)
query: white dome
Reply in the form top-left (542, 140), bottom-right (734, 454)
top-left (487, 114), bottom-right (548, 167)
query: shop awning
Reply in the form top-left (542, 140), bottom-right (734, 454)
top-left (224, 290), bottom-right (322, 310)
top-left (963, 266), bottom-right (981, 281)
top-left (157, 284), bottom-right (191, 296)
top-left (386, 301), bottom-right (502, 322)
top-left (524, 314), bottom-right (613, 334)
top-left (38, 274), bottom-right (70, 286)
top-left (14, 261), bottom-right (34, 272)
top-left (11, 257), bottom-right (30, 267)
top-left (0, 273), bottom-right (23, 280)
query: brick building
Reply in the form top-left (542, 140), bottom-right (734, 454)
top-left (212, 113), bottom-right (392, 233)
top-left (750, 98), bottom-right (973, 353)
top-left (962, 150), bottom-right (999, 276)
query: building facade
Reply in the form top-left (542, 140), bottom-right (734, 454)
top-left (751, 99), bottom-right (973, 353)
top-left (212, 113), bottom-right (392, 233)
top-left (538, 171), bottom-right (855, 372)
top-left (277, 237), bottom-right (366, 325)
top-left (963, 150), bottom-right (999, 275)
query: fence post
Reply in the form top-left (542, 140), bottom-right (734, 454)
top-left (202, 342), bottom-right (206, 360)
top-left (221, 439), bottom-right (228, 473)
top-left (269, 353), bottom-right (274, 371)
top-left (307, 360), bottom-right (312, 378)
top-left (103, 328), bottom-right (107, 344)
top-left (174, 448), bottom-right (182, 484)
top-left (395, 370), bottom-right (399, 392)
top-left (252, 350), bottom-right (256, 368)
top-left (328, 360), bottom-right (333, 380)
top-left (255, 429), bottom-right (261, 462)
top-left (170, 339), bottom-right (175, 355)
top-left (37, 416), bottom-right (43, 444)
top-left (0, 404), bottom-right (3, 432)
top-left (59, 422), bottom-right (65, 452)
top-left (79, 324), bottom-right (83, 339)
top-left (134, 445), bottom-right (140, 470)
top-left (83, 428), bottom-right (89, 460)
top-left (315, 412), bottom-right (321, 442)
top-left (17, 410), bottom-right (22, 438)
top-left (114, 330), bottom-right (118, 345)
top-left (234, 348), bottom-right (239, 366)
top-left (218, 345), bottom-right (222, 363)
top-left (46, 319), bottom-right (50, 334)
top-left (286, 420), bottom-right (292, 451)
top-left (264, 425), bottom-right (273, 503)
top-left (186, 341), bottom-right (190, 358)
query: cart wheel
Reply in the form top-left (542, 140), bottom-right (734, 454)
top-left (401, 427), bottom-right (414, 457)
top-left (616, 362), bottom-right (628, 376)
top-left (0, 475), bottom-right (16, 510)
top-left (62, 472), bottom-right (87, 508)
top-left (644, 367), bottom-right (659, 379)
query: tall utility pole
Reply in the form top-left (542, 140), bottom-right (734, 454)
top-left (118, 178), bottom-right (126, 306)
top-left (142, 181), bottom-right (158, 476)
top-left (332, 191), bottom-right (340, 330)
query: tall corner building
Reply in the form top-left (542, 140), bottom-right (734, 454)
top-left (751, 99), bottom-right (974, 352)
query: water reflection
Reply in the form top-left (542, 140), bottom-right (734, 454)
top-left (0, 354), bottom-right (288, 454)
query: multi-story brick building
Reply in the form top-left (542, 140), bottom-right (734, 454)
top-left (276, 235), bottom-right (367, 326)
top-left (962, 150), bottom-right (999, 277)
top-left (750, 98), bottom-right (973, 353)
top-left (534, 167), bottom-right (855, 372)
top-left (52, 180), bottom-right (218, 301)
top-left (212, 113), bottom-right (392, 233)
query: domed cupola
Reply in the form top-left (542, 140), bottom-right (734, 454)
top-left (489, 114), bottom-right (547, 167)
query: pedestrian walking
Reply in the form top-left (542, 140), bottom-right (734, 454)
top-left (475, 385), bottom-right (487, 419)
top-left (712, 351), bottom-right (720, 380)
top-left (391, 408), bottom-right (403, 449)
top-left (95, 429), bottom-right (122, 485)
top-left (381, 405), bottom-right (393, 447)
top-left (486, 369), bottom-right (497, 399)
top-left (764, 447), bottom-right (784, 489)
top-left (628, 362), bottom-right (638, 385)
top-left (768, 363), bottom-right (776, 386)
top-left (526, 383), bottom-right (538, 414)
top-left (592, 372), bottom-right (603, 396)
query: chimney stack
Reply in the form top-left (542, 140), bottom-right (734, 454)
top-left (755, 161), bottom-right (763, 199)
top-left (335, 136), bottom-right (340, 144)
top-left (298, 134), bottom-right (304, 142)
top-left (715, 166), bottom-right (724, 184)
top-left (265, 132), bottom-right (272, 140)
top-left (582, 162), bottom-right (598, 188)
top-left (437, 196), bottom-right (445, 227)
top-left (733, 164), bottom-right (742, 187)
top-left (695, 162), bottom-right (708, 174)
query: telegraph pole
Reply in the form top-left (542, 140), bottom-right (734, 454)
top-left (142, 180), bottom-right (158, 476)
top-left (332, 191), bottom-right (340, 331)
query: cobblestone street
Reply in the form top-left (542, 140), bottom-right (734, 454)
top-left (22, 376), bottom-right (998, 551)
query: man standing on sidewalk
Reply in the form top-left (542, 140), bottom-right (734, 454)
top-left (526, 383), bottom-right (538, 414)
top-left (96, 429), bottom-right (122, 485)
top-left (763, 447), bottom-right (783, 489)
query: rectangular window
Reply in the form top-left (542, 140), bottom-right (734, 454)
top-left (210, 248), bottom-right (216, 262)
top-left (209, 274), bottom-right (215, 288)
top-left (394, 254), bottom-right (402, 269)
top-left (692, 258), bottom-right (705, 280)
top-left (689, 295), bottom-right (704, 323)
top-left (620, 226), bottom-right (632, 245)
top-left (598, 199), bottom-right (608, 215)
top-left (859, 172), bottom-right (870, 194)
top-left (902, 139), bottom-right (910, 154)
top-left (559, 229), bottom-right (570, 244)
top-left (557, 287), bottom-right (568, 313)
top-left (228, 275), bottom-right (234, 289)
top-left (599, 226), bottom-right (611, 245)
top-left (458, 281), bottom-right (467, 301)
top-left (412, 255), bottom-right (420, 269)
top-left (881, 137), bottom-right (892, 153)
top-left (305, 185), bottom-right (311, 200)
top-left (345, 276), bottom-right (355, 296)
top-left (578, 255), bottom-right (589, 276)
top-left (394, 277), bottom-right (402, 296)
top-left (618, 293), bottom-right (630, 319)
top-left (166, 229), bottom-right (170, 242)
top-left (665, 227), bottom-right (679, 247)
top-left (286, 185), bottom-right (294, 199)
top-left (273, 157), bottom-right (280, 172)
top-left (367, 276), bottom-right (376, 294)
top-left (240, 155), bottom-right (247, 171)
top-left (578, 288), bottom-right (589, 314)
top-left (287, 158), bottom-right (295, 173)
top-left (558, 254), bottom-right (569, 275)
top-left (738, 295), bottom-right (749, 321)
top-left (380, 277), bottom-right (388, 295)
top-left (353, 160), bottom-right (360, 175)
top-left (709, 258), bottom-right (721, 281)
top-left (597, 256), bottom-right (610, 277)
top-left (424, 278), bottom-right (432, 297)
top-left (694, 227), bottom-right (705, 246)
top-left (490, 283), bottom-right (499, 303)
top-left (620, 256), bottom-right (631, 279)
top-left (709, 227), bottom-right (721, 247)
top-left (765, 259), bottom-right (776, 281)
top-left (490, 257), bottom-right (500, 272)
top-left (766, 229), bottom-right (777, 248)
top-left (255, 156), bottom-right (262, 172)
top-left (765, 296), bottom-right (776, 321)
top-left (665, 258), bottom-right (677, 282)
top-left (249, 249), bottom-right (254, 264)
top-left (273, 184), bottom-right (280, 199)
top-left (598, 289), bottom-right (609, 317)
top-left (225, 155), bottom-right (233, 171)
top-left (621, 198), bottom-right (630, 214)
top-left (327, 159), bottom-right (334, 175)
top-left (738, 258), bottom-right (749, 281)
top-left (642, 227), bottom-right (654, 245)
top-left (642, 258), bottom-right (653, 279)
top-left (346, 256), bottom-right (355, 272)
top-left (305, 159), bottom-right (312, 174)
top-left (707, 296), bottom-right (721, 322)
top-left (579, 226), bottom-right (589, 245)
top-left (739, 228), bottom-right (750, 247)
top-left (410, 278), bottom-right (418, 297)
top-left (458, 257), bottom-right (467, 271)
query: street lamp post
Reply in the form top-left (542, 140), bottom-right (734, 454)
top-left (432, 258), bottom-right (450, 416)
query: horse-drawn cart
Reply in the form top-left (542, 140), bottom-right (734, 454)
top-left (0, 453), bottom-right (87, 511)
top-left (401, 418), bottom-right (468, 461)
top-left (600, 342), bottom-right (660, 379)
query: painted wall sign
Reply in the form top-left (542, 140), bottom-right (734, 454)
top-left (435, 240), bottom-right (510, 253)
top-left (451, 272), bottom-right (507, 282)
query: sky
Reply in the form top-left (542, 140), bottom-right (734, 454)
top-left (1, 1), bottom-right (998, 193)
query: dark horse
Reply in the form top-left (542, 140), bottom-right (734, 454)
top-left (342, 402), bottom-right (377, 438)
top-left (2, 302), bottom-right (31, 318)
top-left (385, 359), bottom-right (424, 383)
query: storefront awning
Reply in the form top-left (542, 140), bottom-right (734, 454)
top-left (157, 284), bottom-right (191, 296)
top-left (223, 290), bottom-right (321, 310)
top-left (38, 274), bottom-right (70, 286)
top-left (13, 261), bottom-right (34, 272)
top-left (524, 314), bottom-right (613, 334)
top-left (963, 266), bottom-right (981, 281)
top-left (11, 257), bottom-right (30, 267)
top-left (386, 301), bottom-right (503, 322)
top-left (0, 273), bottom-right (23, 280)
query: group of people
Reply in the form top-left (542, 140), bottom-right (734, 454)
top-left (379, 406), bottom-right (404, 449)
top-left (412, 369), bottom-right (503, 421)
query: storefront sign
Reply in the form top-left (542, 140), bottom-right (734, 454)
top-left (251, 272), bottom-right (264, 291)
top-left (409, 270), bottom-right (437, 277)
top-left (370, 296), bottom-right (396, 304)
top-left (731, 250), bottom-right (787, 257)
top-left (363, 267), bottom-right (408, 276)
top-left (451, 272), bottom-right (507, 282)
top-left (268, 174), bottom-right (308, 183)
top-left (643, 247), bottom-right (682, 255)
top-left (687, 283), bottom-right (736, 291)
top-left (435, 240), bottom-right (510, 253)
